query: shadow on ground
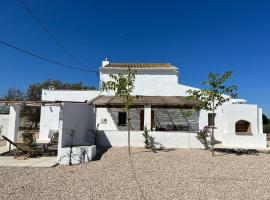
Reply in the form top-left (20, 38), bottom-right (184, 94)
top-left (214, 148), bottom-right (259, 156)
top-left (93, 147), bottom-right (110, 161)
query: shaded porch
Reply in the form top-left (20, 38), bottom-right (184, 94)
top-left (91, 95), bottom-right (200, 132)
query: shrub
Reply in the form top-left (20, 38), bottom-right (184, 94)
top-left (142, 127), bottom-right (151, 149)
top-left (264, 123), bottom-right (270, 133)
top-left (196, 126), bottom-right (210, 150)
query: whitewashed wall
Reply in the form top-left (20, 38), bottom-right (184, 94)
top-left (59, 102), bottom-right (96, 147)
top-left (97, 130), bottom-right (204, 148)
top-left (59, 145), bottom-right (96, 165)
top-left (221, 104), bottom-right (266, 148)
top-left (0, 114), bottom-right (9, 137)
top-left (58, 102), bottom-right (96, 161)
top-left (42, 89), bottom-right (100, 102)
top-left (100, 68), bottom-right (197, 96)
top-left (39, 106), bottom-right (61, 140)
top-left (40, 90), bottom-right (100, 139)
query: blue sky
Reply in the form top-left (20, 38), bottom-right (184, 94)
top-left (0, 0), bottom-right (269, 115)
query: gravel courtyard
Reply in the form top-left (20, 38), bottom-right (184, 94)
top-left (0, 147), bottom-right (270, 200)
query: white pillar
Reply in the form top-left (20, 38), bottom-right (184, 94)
top-left (57, 103), bottom-right (64, 162)
top-left (258, 108), bottom-right (263, 134)
top-left (7, 105), bottom-right (20, 143)
top-left (144, 105), bottom-right (151, 130)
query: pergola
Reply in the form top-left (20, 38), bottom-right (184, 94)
top-left (90, 95), bottom-right (198, 108)
top-left (90, 95), bottom-right (198, 130)
top-left (0, 101), bottom-right (61, 143)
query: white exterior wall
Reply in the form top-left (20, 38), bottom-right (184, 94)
top-left (7, 105), bottom-right (20, 142)
top-left (100, 68), bottom-right (188, 96)
top-left (222, 104), bottom-right (266, 148)
top-left (58, 103), bottom-right (96, 147)
top-left (40, 90), bottom-right (100, 139)
top-left (59, 145), bottom-right (96, 165)
top-left (199, 105), bottom-right (227, 141)
top-left (96, 107), bottom-right (118, 130)
top-left (97, 130), bottom-right (203, 148)
top-left (42, 89), bottom-right (100, 102)
top-left (39, 106), bottom-right (61, 140)
top-left (0, 115), bottom-right (9, 137)
top-left (58, 102), bottom-right (96, 161)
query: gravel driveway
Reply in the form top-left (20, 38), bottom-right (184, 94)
top-left (0, 147), bottom-right (270, 200)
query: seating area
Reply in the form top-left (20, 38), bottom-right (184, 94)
top-left (1, 131), bottom-right (58, 159)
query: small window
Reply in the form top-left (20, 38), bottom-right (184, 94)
top-left (208, 113), bottom-right (216, 127)
top-left (118, 112), bottom-right (127, 126)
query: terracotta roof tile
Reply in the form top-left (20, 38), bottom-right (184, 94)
top-left (103, 63), bottom-right (178, 72)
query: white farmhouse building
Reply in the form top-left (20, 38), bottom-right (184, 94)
top-left (37, 59), bottom-right (266, 150)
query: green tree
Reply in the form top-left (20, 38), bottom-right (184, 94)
top-left (187, 71), bottom-right (237, 156)
top-left (2, 88), bottom-right (25, 101)
top-left (2, 80), bottom-right (95, 128)
top-left (263, 114), bottom-right (269, 125)
top-left (101, 68), bottom-right (137, 155)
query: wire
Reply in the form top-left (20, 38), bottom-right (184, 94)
top-left (0, 39), bottom-right (99, 76)
top-left (19, 0), bottom-right (90, 70)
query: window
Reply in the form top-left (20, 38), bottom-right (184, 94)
top-left (118, 112), bottom-right (127, 126)
top-left (208, 113), bottom-right (216, 127)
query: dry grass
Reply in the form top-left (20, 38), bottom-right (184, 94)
top-left (0, 147), bottom-right (270, 200)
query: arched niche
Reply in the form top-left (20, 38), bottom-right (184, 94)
top-left (235, 120), bottom-right (252, 135)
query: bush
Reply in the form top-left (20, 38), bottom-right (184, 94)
top-left (142, 127), bottom-right (152, 149)
top-left (264, 123), bottom-right (270, 133)
top-left (196, 126), bottom-right (210, 150)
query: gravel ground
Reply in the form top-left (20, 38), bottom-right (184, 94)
top-left (1, 147), bottom-right (270, 200)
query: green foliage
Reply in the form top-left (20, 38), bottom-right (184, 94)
top-left (196, 126), bottom-right (210, 150)
top-left (263, 114), bottom-right (269, 125)
top-left (2, 88), bottom-right (25, 101)
top-left (187, 71), bottom-right (238, 112)
top-left (264, 123), bottom-right (270, 133)
top-left (101, 68), bottom-right (137, 112)
top-left (187, 71), bottom-right (237, 155)
top-left (101, 68), bottom-right (138, 154)
top-left (142, 127), bottom-right (151, 149)
top-left (1, 80), bottom-right (95, 128)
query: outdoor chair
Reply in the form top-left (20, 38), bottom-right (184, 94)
top-left (22, 132), bottom-right (37, 147)
top-left (2, 136), bottom-right (42, 159)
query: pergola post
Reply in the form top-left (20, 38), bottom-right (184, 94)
top-left (144, 105), bottom-right (151, 130)
top-left (7, 105), bottom-right (20, 144)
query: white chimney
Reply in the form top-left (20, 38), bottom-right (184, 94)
top-left (48, 86), bottom-right (55, 90)
top-left (102, 58), bottom-right (109, 67)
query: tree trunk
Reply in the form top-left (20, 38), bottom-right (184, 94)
top-left (211, 101), bottom-right (215, 156)
top-left (128, 110), bottom-right (131, 155)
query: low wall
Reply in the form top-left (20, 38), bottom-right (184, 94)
top-left (222, 133), bottom-right (267, 148)
top-left (97, 131), bottom-right (204, 149)
top-left (59, 145), bottom-right (96, 165)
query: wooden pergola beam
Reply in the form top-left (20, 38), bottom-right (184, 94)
top-left (0, 100), bottom-right (61, 107)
